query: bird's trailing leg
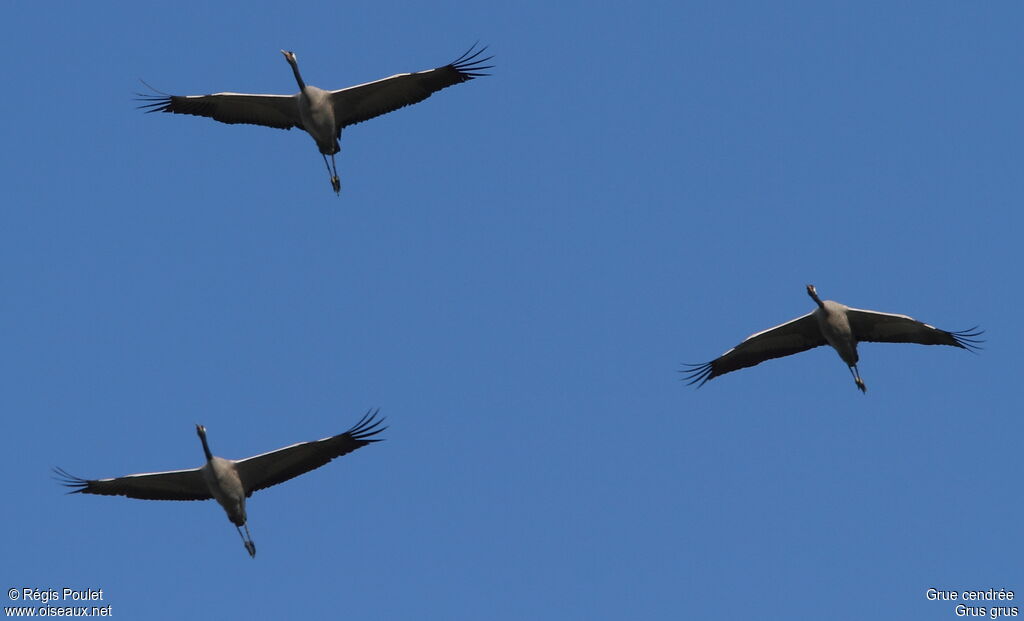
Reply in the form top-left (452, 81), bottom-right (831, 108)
top-left (236, 524), bottom-right (256, 558)
top-left (321, 153), bottom-right (340, 195)
top-left (848, 365), bottom-right (867, 394)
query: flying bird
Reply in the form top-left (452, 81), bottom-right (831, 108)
top-left (138, 45), bottom-right (493, 194)
top-left (55, 410), bottom-right (385, 557)
top-left (682, 285), bottom-right (982, 393)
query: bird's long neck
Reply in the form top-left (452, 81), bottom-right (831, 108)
top-left (288, 59), bottom-right (307, 91)
top-left (807, 287), bottom-right (825, 309)
top-left (198, 430), bottom-right (214, 462)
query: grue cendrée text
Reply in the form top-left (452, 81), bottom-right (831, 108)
top-left (682, 285), bottom-right (982, 393)
top-left (55, 410), bottom-right (385, 557)
top-left (139, 45), bottom-right (493, 194)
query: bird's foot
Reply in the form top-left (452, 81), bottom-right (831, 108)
top-left (331, 176), bottom-right (340, 194)
top-left (245, 541), bottom-right (256, 558)
top-left (855, 378), bottom-right (867, 394)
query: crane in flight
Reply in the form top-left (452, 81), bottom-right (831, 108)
top-left (139, 45), bottom-right (492, 194)
top-left (682, 285), bottom-right (982, 393)
top-left (56, 410), bottom-right (385, 557)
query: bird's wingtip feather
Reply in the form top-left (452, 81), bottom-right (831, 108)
top-left (950, 326), bottom-right (984, 352)
top-left (449, 42), bottom-right (494, 79)
top-left (53, 467), bottom-right (90, 494)
top-left (134, 80), bottom-right (176, 112)
top-left (679, 362), bottom-right (714, 388)
top-left (346, 409), bottom-right (387, 442)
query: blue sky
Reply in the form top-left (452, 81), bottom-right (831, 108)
top-left (2, 2), bottom-right (1020, 619)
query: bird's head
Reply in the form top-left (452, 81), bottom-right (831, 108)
top-left (805, 284), bottom-right (825, 308)
top-left (281, 50), bottom-right (297, 64)
top-left (195, 424), bottom-right (207, 439)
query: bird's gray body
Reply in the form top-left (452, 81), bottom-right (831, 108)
top-left (202, 456), bottom-right (247, 527)
top-left (814, 299), bottom-right (859, 368)
top-left (296, 85), bottom-right (340, 155)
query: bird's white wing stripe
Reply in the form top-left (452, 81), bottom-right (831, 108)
top-left (844, 307), bottom-right (938, 329)
top-left (179, 92), bottom-right (295, 99)
top-left (327, 71), bottom-right (435, 96)
top-left (97, 467), bottom-right (202, 482)
top-left (233, 438), bottom-right (329, 465)
top-left (843, 307), bottom-right (914, 321)
top-left (721, 311), bottom-right (816, 354)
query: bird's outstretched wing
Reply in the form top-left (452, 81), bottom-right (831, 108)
top-left (138, 84), bottom-right (302, 130)
top-left (329, 44), bottom-right (493, 128)
top-left (845, 308), bottom-right (983, 350)
top-left (54, 466), bottom-right (211, 501)
top-left (682, 313), bottom-right (826, 386)
top-left (234, 410), bottom-right (386, 496)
